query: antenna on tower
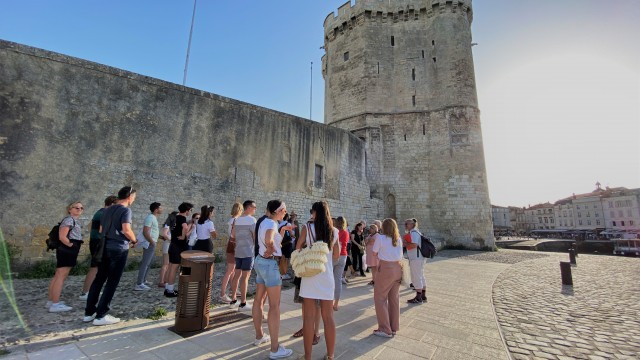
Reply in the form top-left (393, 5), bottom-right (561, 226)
top-left (183, 0), bottom-right (197, 86)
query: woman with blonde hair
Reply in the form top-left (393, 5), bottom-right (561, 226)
top-left (47, 201), bottom-right (84, 312)
top-left (220, 202), bottom-right (243, 302)
top-left (372, 218), bottom-right (403, 337)
top-left (364, 223), bottom-right (380, 286)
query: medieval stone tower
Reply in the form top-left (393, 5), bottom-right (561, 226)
top-left (322, 0), bottom-right (494, 248)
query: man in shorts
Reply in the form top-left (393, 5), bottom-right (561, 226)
top-left (79, 195), bottom-right (117, 300)
top-left (229, 200), bottom-right (257, 310)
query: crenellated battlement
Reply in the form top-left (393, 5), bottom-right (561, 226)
top-left (324, 0), bottom-right (472, 43)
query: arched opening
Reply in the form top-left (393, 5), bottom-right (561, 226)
top-left (385, 194), bottom-right (397, 220)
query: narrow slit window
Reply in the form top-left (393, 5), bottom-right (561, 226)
top-left (432, 40), bottom-right (435, 46)
top-left (377, 62), bottom-right (380, 74)
top-left (412, 95), bottom-right (416, 106)
top-left (391, 36), bottom-right (395, 47)
top-left (404, 134), bottom-right (407, 141)
top-left (343, 51), bottom-right (349, 61)
top-left (314, 165), bottom-right (323, 188)
top-left (421, 50), bottom-right (425, 58)
top-left (423, 124), bottom-right (426, 135)
top-left (432, 57), bottom-right (436, 63)
top-left (412, 68), bottom-right (415, 81)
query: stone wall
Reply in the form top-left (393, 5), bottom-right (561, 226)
top-left (0, 40), bottom-right (381, 263)
top-left (322, 0), bottom-right (494, 248)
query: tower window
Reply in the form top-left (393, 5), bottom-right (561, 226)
top-left (404, 134), bottom-right (407, 141)
top-left (412, 68), bottom-right (415, 81)
top-left (314, 165), bottom-right (323, 188)
top-left (432, 40), bottom-right (435, 46)
top-left (412, 95), bottom-right (416, 106)
top-left (391, 36), bottom-right (395, 47)
top-left (343, 51), bottom-right (349, 61)
top-left (422, 50), bottom-right (425, 58)
top-left (377, 62), bottom-right (380, 74)
top-left (423, 124), bottom-right (426, 135)
top-left (432, 57), bottom-right (436, 63)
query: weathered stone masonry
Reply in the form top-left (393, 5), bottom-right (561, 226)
top-left (0, 40), bottom-right (381, 262)
top-left (322, 0), bottom-right (494, 247)
top-left (1, 0), bottom-right (494, 263)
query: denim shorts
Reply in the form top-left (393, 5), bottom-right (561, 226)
top-left (254, 256), bottom-right (282, 288)
top-left (235, 256), bottom-right (254, 271)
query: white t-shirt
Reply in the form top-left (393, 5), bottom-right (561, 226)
top-left (258, 218), bottom-right (283, 257)
top-left (195, 219), bottom-right (215, 239)
top-left (372, 234), bottom-right (403, 261)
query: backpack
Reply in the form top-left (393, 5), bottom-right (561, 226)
top-left (279, 223), bottom-right (293, 247)
top-left (46, 217), bottom-right (75, 251)
top-left (413, 230), bottom-right (437, 258)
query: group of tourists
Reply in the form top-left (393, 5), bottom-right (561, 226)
top-left (46, 186), bottom-right (429, 360)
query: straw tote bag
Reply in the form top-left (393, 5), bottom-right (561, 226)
top-left (291, 224), bottom-right (330, 278)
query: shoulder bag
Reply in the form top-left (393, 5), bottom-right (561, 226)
top-left (226, 218), bottom-right (236, 254)
top-left (290, 224), bottom-right (330, 277)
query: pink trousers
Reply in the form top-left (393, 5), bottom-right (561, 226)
top-left (373, 259), bottom-right (401, 334)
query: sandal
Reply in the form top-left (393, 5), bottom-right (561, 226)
top-left (313, 334), bottom-right (321, 345)
top-left (324, 355), bottom-right (334, 360)
top-left (292, 328), bottom-right (304, 338)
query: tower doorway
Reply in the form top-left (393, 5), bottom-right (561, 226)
top-left (385, 194), bottom-right (397, 220)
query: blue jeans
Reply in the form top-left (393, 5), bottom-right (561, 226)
top-left (254, 256), bottom-right (281, 287)
top-left (85, 247), bottom-right (129, 318)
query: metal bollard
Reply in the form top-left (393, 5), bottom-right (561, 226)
top-left (569, 248), bottom-right (577, 266)
top-left (560, 261), bottom-right (573, 286)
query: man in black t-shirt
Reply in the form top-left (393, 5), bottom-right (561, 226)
top-left (164, 202), bottom-right (193, 297)
top-left (85, 186), bottom-right (137, 326)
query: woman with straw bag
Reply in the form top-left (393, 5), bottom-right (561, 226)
top-left (295, 201), bottom-right (340, 360)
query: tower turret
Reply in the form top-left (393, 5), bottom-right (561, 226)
top-left (322, 0), bottom-right (494, 248)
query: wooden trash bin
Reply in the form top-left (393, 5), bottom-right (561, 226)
top-left (175, 250), bottom-right (216, 333)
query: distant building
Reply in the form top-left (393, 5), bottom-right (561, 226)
top-left (524, 203), bottom-right (555, 232)
top-left (601, 187), bottom-right (640, 235)
top-left (491, 205), bottom-right (511, 232)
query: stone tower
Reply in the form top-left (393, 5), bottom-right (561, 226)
top-left (322, 0), bottom-right (494, 248)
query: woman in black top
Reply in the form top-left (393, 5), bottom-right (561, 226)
top-left (350, 222), bottom-right (366, 276)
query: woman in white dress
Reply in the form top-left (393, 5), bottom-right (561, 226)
top-left (297, 201), bottom-right (340, 360)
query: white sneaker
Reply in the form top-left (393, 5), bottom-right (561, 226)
top-left (281, 274), bottom-right (292, 280)
top-left (269, 345), bottom-right (293, 359)
top-left (49, 303), bottom-right (73, 313)
top-left (82, 313), bottom-right (96, 323)
top-left (78, 293), bottom-right (88, 300)
top-left (341, 278), bottom-right (347, 285)
top-left (253, 333), bottom-right (270, 346)
top-left (238, 303), bottom-right (252, 311)
top-left (220, 294), bottom-right (232, 303)
top-left (93, 314), bottom-right (120, 326)
top-left (45, 300), bottom-right (52, 309)
top-left (134, 284), bottom-right (151, 291)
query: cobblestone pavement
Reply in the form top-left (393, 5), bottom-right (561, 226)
top-left (493, 252), bottom-right (640, 360)
top-left (0, 262), bottom-right (292, 346)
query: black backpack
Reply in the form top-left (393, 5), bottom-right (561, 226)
top-left (415, 231), bottom-right (437, 258)
top-left (46, 217), bottom-right (75, 251)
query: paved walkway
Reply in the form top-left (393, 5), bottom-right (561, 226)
top-left (493, 252), bottom-right (640, 360)
top-left (2, 254), bottom-right (512, 360)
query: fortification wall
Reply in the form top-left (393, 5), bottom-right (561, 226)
top-left (323, 0), bottom-right (476, 124)
top-left (323, 0), bottom-right (493, 248)
top-left (0, 40), bottom-right (381, 263)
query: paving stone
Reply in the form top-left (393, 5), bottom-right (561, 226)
top-left (493, 253), bottom-right (640, 360)
top-left (533, 351), bottom-right (558, 360)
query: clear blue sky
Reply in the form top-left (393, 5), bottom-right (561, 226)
top-left (1, 0), bottom-right (639, 207)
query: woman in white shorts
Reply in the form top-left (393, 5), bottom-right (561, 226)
top-left (298, 201), bottom-right (340, 360)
